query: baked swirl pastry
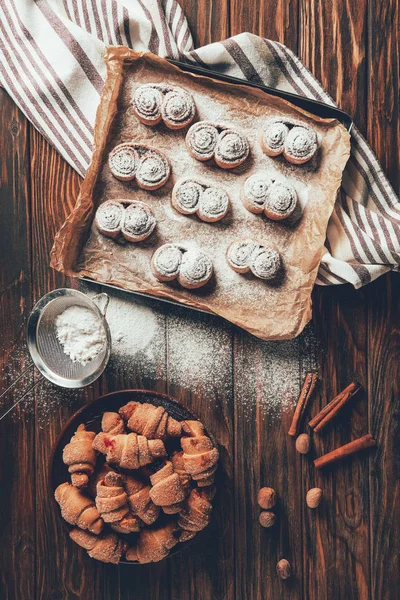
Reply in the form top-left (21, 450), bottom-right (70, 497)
top-left (172, 177), bottom-right (230, 222)
top-left (133, 83), bottom-right (195, 130)
top-left (121, 201), bottom-right (156, 242)
top-left (260, 117), bottom-right (318, 164)
top-left (178, 248), bottom-right (213, 289)
top-left (108, 143), bottom-right (138, 182)
top-left (186, 121), bottom-right (249, 169)
top-left (151, 244), bottom-right (183, 282)
top-left (241, 172), bottom-right (298, 221)
top-left (109, 143), bottom-right (170, 190)
top-left (226, 238), bottom-right (281, 280)
top-left (151, 244), bottom-right (213, 289)
top-left (94, 200), bottom-right (125, 239)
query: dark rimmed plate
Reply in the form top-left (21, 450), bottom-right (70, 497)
top-left (49, 389), bottom-right (217, 565)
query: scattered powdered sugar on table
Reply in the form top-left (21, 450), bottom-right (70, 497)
top-left (55, 306), bottom-right (106, 365)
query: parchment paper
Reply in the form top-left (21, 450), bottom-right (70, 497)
top-left (51, 48), bottom-right (351, 341)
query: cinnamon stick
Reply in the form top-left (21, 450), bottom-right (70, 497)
top-left (309, 381), bottom-right (361, 432)
top-left (288, 372), bottom-right (318, 437)
top-left (314, 433), bottom-right (376, 469)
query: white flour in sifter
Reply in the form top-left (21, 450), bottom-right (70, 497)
top-left (55, 306), bottom-right (106, 365)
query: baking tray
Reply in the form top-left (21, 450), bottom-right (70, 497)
top-left (80, 58), bottom-right (352, 318)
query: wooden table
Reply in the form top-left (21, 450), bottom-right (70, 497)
top-left (0, 2), bottom-right (399, 599)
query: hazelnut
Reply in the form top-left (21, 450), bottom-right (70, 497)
top-left (306, 487), bottom-right (322, 508)
top-left (276, 559), bottom-right (291, 579)
top-left (257, 487), bottom-right (276, 509)
top-left (259, 511), bottom-right (276, 528)
top-left (295, 433), bottom-right (310, 454)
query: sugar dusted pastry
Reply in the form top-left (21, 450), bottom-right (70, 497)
top-left (186, 121), bottom-right (249, 169)
top-left (161, 88), bottom-right (196, 130)
top-left (94, 200), bottom-right (124, 239)
top-left (260, 117), bottom-right (318, 164)
top-left (226, 238), bottom-right (259, 273)
top-left (181, 420), bottom-right (219, 487)
top-left (70, 528), bottom-right (125, 564)
top-left (151, 243), bottom-right (183, 282)
top-left (108, 143), bottom-right (138, 182)
top-left (242, 172), bottom-right (298, 221)
top-left (149, 461), bottom-right (189, 514)
top-left (177, 248), bottom-right (213, 289)
top-left (250, 244), bottom-right (281, 280)
top-left (119, 400), bottom-right (182, 440)
top-left (101, 412), bottom-right (125, 435)
top-left (92, 431), bottom-right (166, 469)
top-left (132, 84), bottom-right (164, 126)
top-left (151, 244), bottom-right (213, 289)
top-left (109, 142), bottom-right (170, 190)
top-left (284, 125), bottom-right (318, 164)
top-left (172, 177), bottom-right (230, 222)
top-left (226, 239), bottom-right (281, 281)
top-left (126, 521), bottom-right (179, 564)
top-left (95, 471), bottom-right (141, 533)
top-left (178, 487), bottom-right (215, 542)
top-left (54, 482), bottom-right (104, 534)
top-left (62, 424), bottom-right (97, 489)
top-left (124, 474), bottom-right (160, 525)
top-left (133, 83), bottom-right (195, 130)
top-left (121, 200), bottom-right (156, 242)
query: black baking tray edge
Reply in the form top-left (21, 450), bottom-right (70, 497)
top-left (80, 58), bottom-right (353, 317)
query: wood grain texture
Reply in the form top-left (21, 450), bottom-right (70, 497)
top-left (0, 1), bottom-right (399, 599)
top-left (367, 1), bottom-right (400, 598)
top-left (0, 89), bottom-right (35, 600)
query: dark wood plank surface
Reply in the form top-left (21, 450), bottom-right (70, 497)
top-left (0, 1), bottom-right (399, 599)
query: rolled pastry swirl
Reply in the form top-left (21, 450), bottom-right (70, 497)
top-left (226, 238), bottom-right (259, 273)
top-left (151, 244), bottom-right (213, 289)
top-left (260, 117), bottom-right (318, 165)
top-left (241, 171), bottom-right (297, 221)
top-left (121, 201), bottom-right (156, 242)
top-left (161, 89), bottom-right (196, 130)
top-left (135, 148), bottom-right (171, 190)
top-left (214, 128), bottom-right (250, 168)
top-left (172, 179), bottom-right (203, 215)
top-left (172, 177), bottom-right (230, 222)
top-left (95, 200), bottom-right (125, 239)
top-left (226, 238), bottom-right (281, 280)
top-left (260, 119), bottom-right (289, 157)
top-left (109, 143), bottom-right (170, 190)
top-left (185, 121), bottom-right (219, 161)
top-left (108, 143), bottom-right (138, 182)
top-left (283, 126), bottom-right (318, 164)
top-left (250, 245), bottom-right (281, 280)
top-left (264, 180), bottom-right (298, 220)
top-left (186, 121), bottom-right (249, 168)
top-left (133, 84), bottom-right (164, 126)
top-left (178, 248), bottom-right (213, 289)
top-left (133, 83), bottom-right (195, 130)
top-left (151, 244), bottom-right (183, 282)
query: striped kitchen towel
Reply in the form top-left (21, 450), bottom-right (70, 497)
top-left (0, 0), bottom-right (399, 288)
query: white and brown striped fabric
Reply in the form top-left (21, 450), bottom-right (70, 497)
top-left (0, 0), bottom-right (398, 287)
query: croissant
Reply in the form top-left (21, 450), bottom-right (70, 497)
top-left (181, 421), bottom-right (219, 487)
top-left (95, 471), bottom-right (141, 533)
top-left (70, 528), bottom-right (125, 564)
top-left (126, 521), bottom-right (179, 564)
top-left (119, 401), bottom-right (182, 440)
top-left (92, 431), bottom-right (166, 469)
top-left (101, 412), bottom-right (125, 434)
top-left (62, 424), bottom-right (97, 488)
top-left (87, 462), bottom-right (113, 499)
top-left (124, 474), bottom-right (160, 525)
top-left (178, 487), bottom-right (215, 542)
top-left (54, 482), bottom-right (103, 534)
top-left (149, 461), bottom-right (188, 514)
top-left (171, 450), bottom-right (191, 488)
